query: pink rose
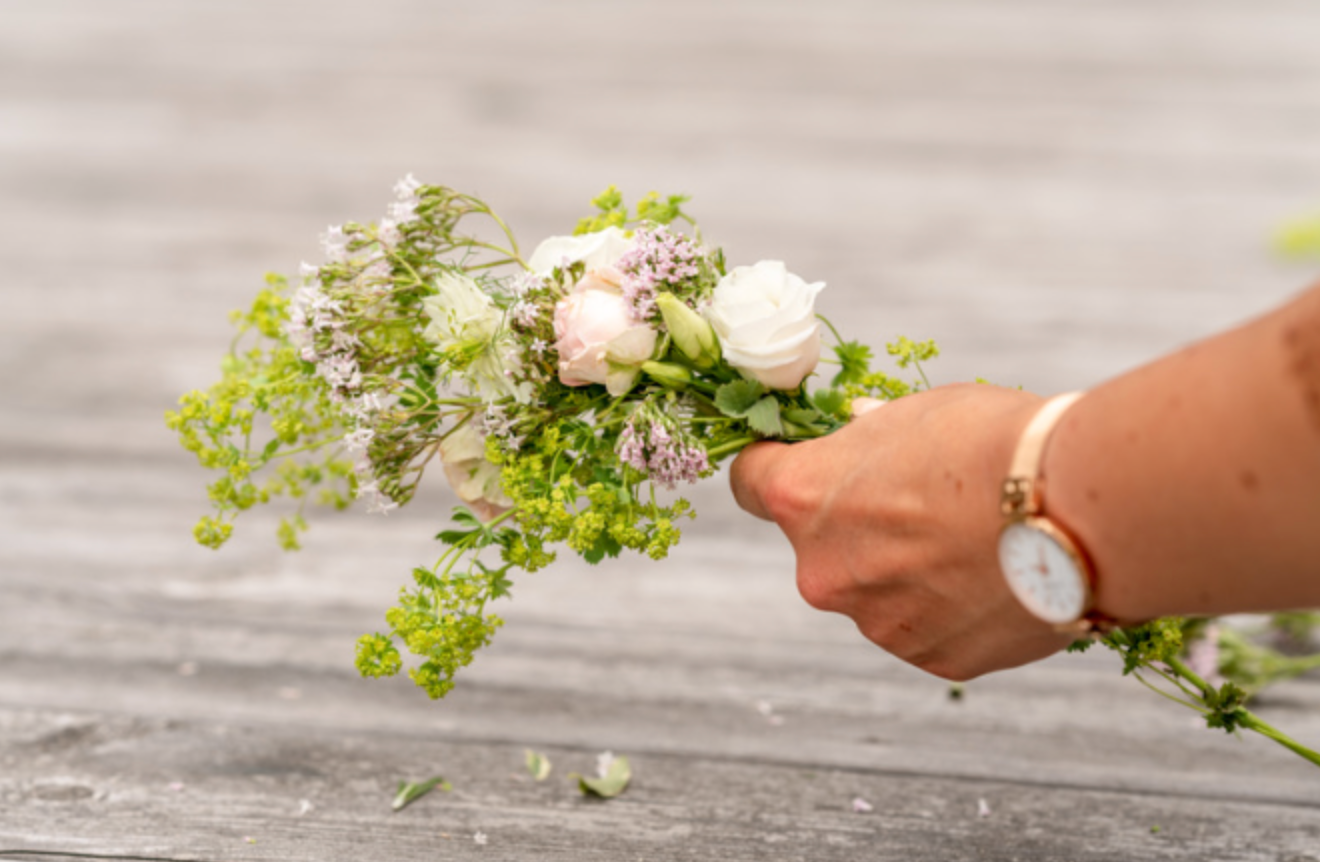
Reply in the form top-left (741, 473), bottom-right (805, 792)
top-left (553, 269), bottom-right (657, 396)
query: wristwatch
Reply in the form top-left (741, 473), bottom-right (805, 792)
top-left (997, 392), bottom-right (1115, 636)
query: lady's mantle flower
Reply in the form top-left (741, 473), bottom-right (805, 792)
top-left (553, 270), bottom-right (657, 396)
top-left (439, 423), bottom-right (511, 521)
top-left (704, 260), bottom-right (823, 390)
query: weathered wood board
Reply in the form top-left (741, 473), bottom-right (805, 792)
top-left (2, 1), bottom-right (1320, 859)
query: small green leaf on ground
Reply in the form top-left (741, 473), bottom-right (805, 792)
top-left (392, 775), bottom-right (452, 811)
top-left (525, 749), bottom-right (552, 781)
top-left (570, 754), bottom-right (632, 798)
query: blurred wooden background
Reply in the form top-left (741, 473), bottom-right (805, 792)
top-left (2, 1), bottom-right (1320, 859)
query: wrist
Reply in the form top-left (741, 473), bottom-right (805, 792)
top-left (1037, 392), bottom-right (1144, 625)
top-left (997, 392), bottom-right (1126, 633)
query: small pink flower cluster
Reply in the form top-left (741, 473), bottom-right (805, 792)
top-left (615, 226), bottom-right (702, 320)
top-left (617, 417), bottom-right (711, 490)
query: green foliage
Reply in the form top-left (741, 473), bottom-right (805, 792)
top-left (525, 749), bottom-right (553, 782)
top-left (575, 185), bottom-right (692, 235)
top-left (1276, 213), bottom-right (1320, 257)
top-left (714, 380), bottom-right (765, 414)
top-left (1215, 624), bottom-right (1320, 696)
top-left (887, 336), bottom-right (940, 369)
top-left (1105, 619), bottom-right (1185, 676)
top-left (1202, 681), bottom-right (1249, 733)
top-left (713, 380), bottom-right (784, 437)
top-left (391, 776), bottom-right (451, 812)
top-left (831, 340), bottom-right (874, 386)
top-left (571, 756), bottom-right (632, 798)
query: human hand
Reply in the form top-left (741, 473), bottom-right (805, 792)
top-left (729, 383), bottom-right (1074, 680)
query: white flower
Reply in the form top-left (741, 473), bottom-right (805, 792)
top-left (423, 272), bottom-right (501, 345)
top-left (394, 173), bottom-right (422, 199)
top-left (439, 423), bottom-right (512, 521)
top-left (321, 225), bottom-right (348, 262)
top-left (473, 832), bottom-right (488, 846)
top-left (527, 226), bottom-right (632, 276)
top-left (422, 272), bottom-right (531, 402)
top-left (704, 260), bottom-right (823, 390)
top-left (596, 751), bottom-right (616, 779)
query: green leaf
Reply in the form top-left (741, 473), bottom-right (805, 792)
top-left (525, 749), bottom-right (552, 782)
top-left (451, 507), bottom-right (481, 528)
top-left (714, 380), bottom-right (765, 416)
top-left (812, 388), bottom-right (848, 417)
top-left (436, 528), bottom-right (478, 545)
top-left (832, 340), bottom-right (873, 386)
top-left (783, 408), bottom-right (822, 426)
top-left (571, 756), bottom-right (632, 798)
top-left (391, 775), bottom-right (451, 812)
top-left (745, 396), bottom-right (784, 437)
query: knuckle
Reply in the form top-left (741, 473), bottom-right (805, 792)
top-left (795, 563), bottom-right (843, 612)
top-left (761, 465), bottom-right (819, 526)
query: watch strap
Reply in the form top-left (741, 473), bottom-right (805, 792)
top-left (1001, 391), bottom-right (1084, 518)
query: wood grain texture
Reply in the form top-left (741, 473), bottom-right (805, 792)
top-left (2, 1), bottom-right (1320, 859)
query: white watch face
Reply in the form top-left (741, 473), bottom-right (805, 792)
top-left (997, 521), bottom-right (1089, 625)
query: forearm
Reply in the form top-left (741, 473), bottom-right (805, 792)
top-left (1045, 284), bottom-right (1320, 621)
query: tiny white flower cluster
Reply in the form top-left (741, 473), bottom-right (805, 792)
top-left (285, 175), bottom-right (436, 517)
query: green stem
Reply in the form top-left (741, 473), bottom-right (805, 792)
top-left (1165, 655), bottom-right (1320, 767)
top-left (817, 313), bottom-right (845, 345)
top-left (707, 437), bottom-right (756, 461)
top-left (1238, 713), bottom-right (1320, 768)
top-left (911, 357), bottom-right (933, 391)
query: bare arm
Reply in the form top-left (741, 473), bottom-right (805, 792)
top-left (729, 283), bottom-right (1320, 680)
top-left (1048, 284), bottom-right (1320, 622)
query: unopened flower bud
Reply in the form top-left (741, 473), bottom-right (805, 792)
top-left (641, 360), bottom-right (692, 390)
top-left (656, 293), bottom-right (719, 368)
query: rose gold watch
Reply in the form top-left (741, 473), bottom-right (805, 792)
top-left (997, 392), bottom-right (1115, 636)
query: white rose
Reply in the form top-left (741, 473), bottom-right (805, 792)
top-left (527, 227), bottom-right (632, 276)
top-left (439, 423), bottom-right (512, 521)
top-left (704, 260), bottom-right (824, 390)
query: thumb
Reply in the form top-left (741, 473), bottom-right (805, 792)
top-left (851, 396), bottom-right (885, 418)
top-left (728, 440), bottom-right (793, 522)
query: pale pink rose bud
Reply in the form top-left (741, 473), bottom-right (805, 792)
top-left (439, 424), bottom-right (511, 521)
top-left (553, 269), bottom-right (658, 396)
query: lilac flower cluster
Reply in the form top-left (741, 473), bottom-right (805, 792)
top-left (616, 417), bottom-right (711, 490)
top-left (615, 226), bottom-right (702, 320)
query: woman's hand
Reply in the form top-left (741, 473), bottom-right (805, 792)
top-left (729, 383), bottom-right (1074, 680)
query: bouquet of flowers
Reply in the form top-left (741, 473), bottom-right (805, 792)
top-left (168, 179), bottom-right (1320, 767)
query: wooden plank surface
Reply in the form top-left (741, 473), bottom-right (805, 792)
top-left (3, 1), bottom-right (1320, 859)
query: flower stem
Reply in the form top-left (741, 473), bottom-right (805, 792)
top-left (1164, 655), bottom-right (1320, 767)
top-left (706, 437), bottom-right (756, 461)
top-left (1237, 713), bottom-right (1320, 767)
